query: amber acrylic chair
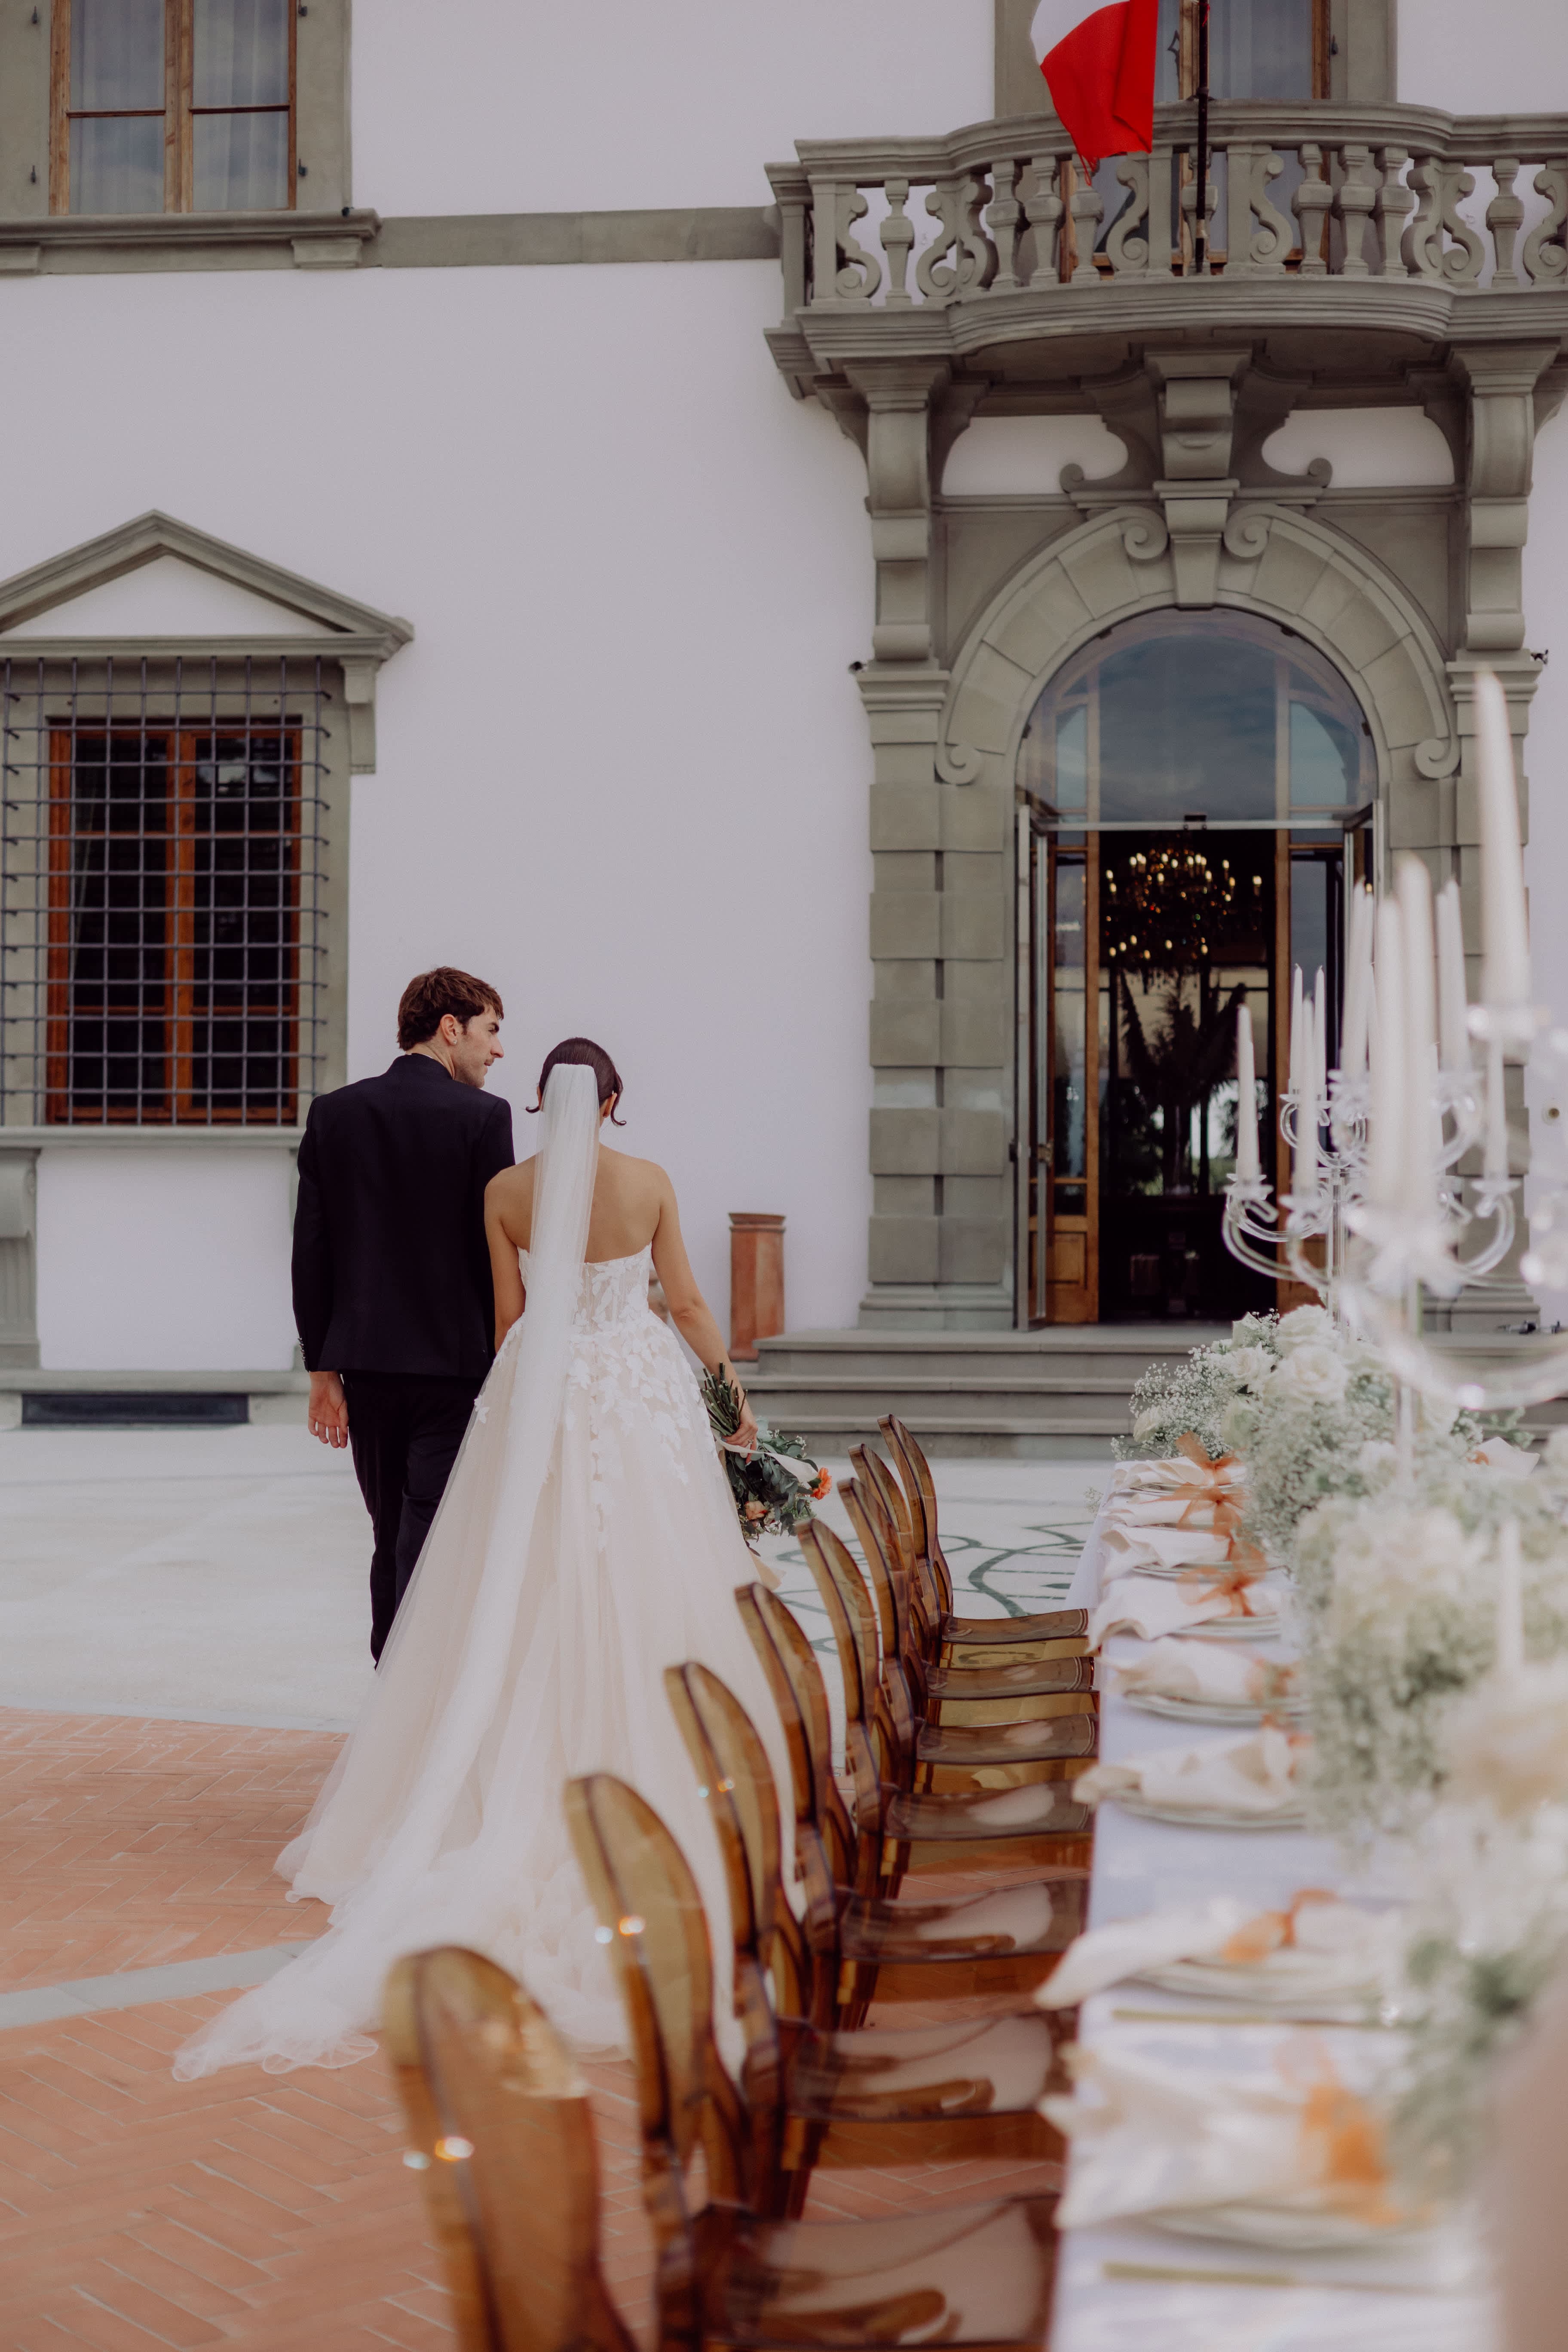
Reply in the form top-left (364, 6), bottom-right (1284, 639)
top-left (800, 1519), bottom-right (1097, 1803)
top-left (878, 1415), bottom-right (1099, 1664)
top-left (735, 1583), bottom-right (1090, 2018)
top-left (564, 1770), bottom-right (1061, 2352)
top-left (664, 1660), bottom-right (1068, 2208)
top-left (383, 1946), bottom-right (634, 2352)
top-left (839, 1473), bottom-right (1099, 1732)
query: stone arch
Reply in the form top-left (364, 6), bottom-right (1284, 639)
top-left (937, 502), bottom-right (1460, 802)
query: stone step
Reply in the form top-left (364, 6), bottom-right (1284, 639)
top-left (756, 1413), bottom-right (1126, 1462)
top-left (747, 1378), bottom-right (1132, 1425)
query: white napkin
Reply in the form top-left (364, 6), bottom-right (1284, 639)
top-left (1106, 1494), bottom-right (1239, 1531)
top-left (1077, 1724), bottom-right (1305, 1818)
top-left (1038, 1891), bottom-right (1386, 2009)
top-left (1037, 1895), bottom-right (1255, 2006)
top-left (1117, 1637), bottom-right (1298, 1709)
top-left (1089, 1573), bottom-right (1277, 1647)
top-left (1099, 1525), bottom-right (1236, 1579)
top-left (1470, 1434), bottom-right (1537, 1478)
top-left (1042, 2040), bottom-right (1406, 2230)
top-left (1112, 1455), bottom-right (1246, 1493)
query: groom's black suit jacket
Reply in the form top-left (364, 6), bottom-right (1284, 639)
top-left (292, 1055), bottom-right (516, 1376)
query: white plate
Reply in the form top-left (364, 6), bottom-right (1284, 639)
top-left (1112, 1792), bottom-right (1308, 1831)
top-left (1124, 1691), bottom-right (1310, 1727)
top-left (1163, 1613), bottom-right (1283, 1643)
top-left (1136, 1956), bottom-right (1378, 2008)
top-left (1149, 2202), bottom-right (1421, 2253)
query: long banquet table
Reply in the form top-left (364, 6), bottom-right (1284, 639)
top-left (1044, 1499), bottom-right (1498, 2352)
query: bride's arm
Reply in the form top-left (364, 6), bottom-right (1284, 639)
top-left (650, 1173), bottom-right (759, 1451)
top-left (484, 1170), bottom-right (527, 1350)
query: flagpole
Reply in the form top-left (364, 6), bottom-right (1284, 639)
top-left (1193, 0), bottom-right (1210, 274)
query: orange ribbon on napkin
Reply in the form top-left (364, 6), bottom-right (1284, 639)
top-left (1219, 1887), bottom-right (1338, 1965)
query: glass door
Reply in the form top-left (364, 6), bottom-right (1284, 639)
top-left (1021, 818), bottom-right (1098, 1325)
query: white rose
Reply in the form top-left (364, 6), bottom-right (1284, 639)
top-left (1276, 1304), bottom-right (1335, 1353)
top-left (1133, 1406), bottom-right (1163, 1439)
top-left (1446, 1657), bottom-right (1568, 1816)
top-left (1545, 1427), bottom-right (1568, 1479)
top-left (1274, 1342), bottom-right (1349, 1405)
top-left (1224, 1344), bottom-right (1274, 1392)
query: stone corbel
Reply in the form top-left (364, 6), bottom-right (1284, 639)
top-left (1447, 342), bottom-right (1559, 655)
top-left (843, 359), bottom-right (952, 665)
top-left (1147, 349), bottom-right (1250, 608)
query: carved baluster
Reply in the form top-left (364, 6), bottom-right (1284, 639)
top-left (1433, 160), bottom-right (1485, 285)
top-left (1105, 153), bottom-right (1150, 274)
top-left (1293, 144), bottom-right (1331, 275)
top-left (1018, 154), bottom-right (1064, 287)
top-left (778, 193), bottom-right (808, 311)
top-left (809, 178), bottom-right (841, 306)
top-left (1070, 156), bottom-right (1105, 283)
top-left (880, 177), bottom-right (916, 306)
top-left (1487, 157), bottom-right (1525, 288)
top-left (1373, 147), bottom-right (1414, 276)
top-left (1334, 144), bottom-right (1378, 277)
top-left (1146, 137), bottom-right (1173, 274)
top-left (1230, 143), bottom-right (1290, 276)
top-left (917, 171), bottom-right (995, 304)
top-left (1522, 160), bottom-right (1568, 284)
top-left (987, 157), bottom-right (1023, 289)
top-left (1402, 156), bottom-right (1445, 278)
top-left (1178, 160), bottom-right (1217, 273)
top-left (834, 185), bottom-right (882, 301)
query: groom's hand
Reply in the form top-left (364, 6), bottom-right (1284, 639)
top-left (307, 1369), bottom-right (350, 1448)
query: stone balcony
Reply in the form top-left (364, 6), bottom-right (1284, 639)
top-left (766, 101), bottom-right (1568, 398)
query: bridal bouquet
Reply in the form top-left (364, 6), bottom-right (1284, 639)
top-left (702, 1371), bottom-right (830, 1548)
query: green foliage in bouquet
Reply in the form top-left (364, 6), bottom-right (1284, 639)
top-left (702, 1369), bottom-right (830, 1550)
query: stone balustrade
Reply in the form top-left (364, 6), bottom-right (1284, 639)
top-left (768, 104), bottom-right (1568, 318)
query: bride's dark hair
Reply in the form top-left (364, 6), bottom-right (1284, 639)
top-left (530, 1036), bottom-right (626, 1124)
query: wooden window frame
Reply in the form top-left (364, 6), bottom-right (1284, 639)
top-left (1175, 0), bottom-right (1331, 100)
top-left (49, 0), bottom-right (298, 217)
top-left (46, 724), bottom-right (303, 1126)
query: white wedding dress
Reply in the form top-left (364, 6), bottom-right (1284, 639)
top-left (175, 1064), bottom-right (792, 2076)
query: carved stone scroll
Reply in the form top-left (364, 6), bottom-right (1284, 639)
top-left (916, 171), bottom-right (995, 306)
top-left (1523, 162), bottom-right (1568, 285)
top-left (1105, 155), bottom-right (1150, 275)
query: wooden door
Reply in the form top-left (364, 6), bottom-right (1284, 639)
top-left (1022, 824), bottom-right (1099, 1325)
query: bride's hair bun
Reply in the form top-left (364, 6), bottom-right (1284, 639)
top-left (531, 1036), bottom-right (626, 1124)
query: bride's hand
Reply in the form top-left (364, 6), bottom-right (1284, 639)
top-left (727, 1376), bottom-right (759, 1455)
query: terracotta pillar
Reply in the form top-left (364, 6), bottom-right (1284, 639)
top-left (729, 1213), bottom-right (785, 1362)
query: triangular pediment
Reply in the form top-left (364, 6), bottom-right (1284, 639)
top-left (0, 511), bottom-right (412, 650)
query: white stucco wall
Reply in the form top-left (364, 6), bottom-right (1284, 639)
top-left (35, 1151), bottom-right (299, 1372)
top-left (1398, 0), bottom-right (1567, 111)
top-left (350, 0), bottom-right (995, 215)
top-left (15, 260), bottom-right (875, 1368)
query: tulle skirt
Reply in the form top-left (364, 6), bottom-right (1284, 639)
top-left (173, 1298), bottom-right (789, 2076)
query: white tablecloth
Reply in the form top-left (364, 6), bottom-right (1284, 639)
top-left (1048, 1491), bottom-right (1498, 2352)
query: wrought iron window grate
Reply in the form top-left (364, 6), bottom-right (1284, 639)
top-left (0, 655), bottom-right (329, 1126)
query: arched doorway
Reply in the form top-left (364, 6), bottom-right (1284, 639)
top-left (1016, 608), bottom-right (1372, 1325)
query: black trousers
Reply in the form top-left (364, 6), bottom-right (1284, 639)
top-left (340, 1371), bottom-right (484, 1661)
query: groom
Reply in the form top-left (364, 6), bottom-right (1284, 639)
top-left (292, 968), bottom-right (516, 1660)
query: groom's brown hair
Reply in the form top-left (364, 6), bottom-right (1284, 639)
top-left (397, 966), bottom-right (505, 1050)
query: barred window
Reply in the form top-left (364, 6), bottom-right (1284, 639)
top-left (3, 657), bottom-right (328, 1125)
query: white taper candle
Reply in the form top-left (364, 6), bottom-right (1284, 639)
top-left (1397, 857), bottom-right (1439, 1220)
top-left (1436, 879), bottom-right (1471, 1074)
top-left (1234, 999), bottom-right (1260, 1185)
top-left (1369, 896), bottom-right (1406, 1212)
top-left (1495, 1516), bottom-right (1524, 1683)
top-left (1339, 885), bottom-right (1374, 1081)
top-left (1474, 671), bottom-right (1531, 1011)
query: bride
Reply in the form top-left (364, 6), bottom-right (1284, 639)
top-left (175, 1038), bottom-right (792, 2075)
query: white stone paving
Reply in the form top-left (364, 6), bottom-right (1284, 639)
top-left (0, 1425), bottom-right (1102, 1732)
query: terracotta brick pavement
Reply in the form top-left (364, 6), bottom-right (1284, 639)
top-left (0, 1709), bottom-right (1064, 2349)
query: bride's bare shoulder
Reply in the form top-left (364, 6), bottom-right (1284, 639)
top-left (485, 1154), bottom-right (536, 1235)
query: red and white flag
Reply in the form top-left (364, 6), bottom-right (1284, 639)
top-left (1032, 0), bottom-right (1159, 175)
